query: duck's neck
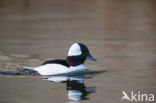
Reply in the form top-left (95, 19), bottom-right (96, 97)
top-left (66, 55), bottom-right (86, 66)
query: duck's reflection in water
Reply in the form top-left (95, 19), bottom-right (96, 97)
top-left (45, 75), bottom-right (95, 101)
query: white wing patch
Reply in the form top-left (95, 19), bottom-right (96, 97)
top-left (34, 64), bottom-right (68, 75)
top-left (34, 64), bottom-right (86, 76)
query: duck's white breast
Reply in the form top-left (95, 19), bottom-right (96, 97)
top-left (34, 64), bottom-right (86, 75)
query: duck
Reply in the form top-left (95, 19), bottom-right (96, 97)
top-left (18, 43), bottom-right (96, 76)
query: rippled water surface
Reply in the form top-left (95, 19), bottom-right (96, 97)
top-left (0, 0), bottom-right (156, 103)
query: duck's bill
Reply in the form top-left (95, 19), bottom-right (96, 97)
top-left (86, 54), bottom-right (97, 61)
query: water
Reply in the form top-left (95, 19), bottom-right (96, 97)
top-left (0, 0), bottom-right (156, 103)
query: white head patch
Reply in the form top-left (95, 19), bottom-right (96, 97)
top-left (68, 43), bottom-right (82, 56)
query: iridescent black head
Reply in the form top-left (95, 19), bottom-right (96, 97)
top-left (66, 43), bottom-right (96, 66)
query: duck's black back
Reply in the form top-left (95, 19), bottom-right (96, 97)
top-left (42, 59), bottom-right (69, 67)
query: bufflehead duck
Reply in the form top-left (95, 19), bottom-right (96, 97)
top-left (19, 43), bottom-right (96, 76)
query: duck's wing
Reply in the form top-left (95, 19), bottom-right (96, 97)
top-left (42, 59), bottom-right (69, 67)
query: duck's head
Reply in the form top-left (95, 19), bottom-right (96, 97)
top-left (66, 43), bottom-right (96, 66)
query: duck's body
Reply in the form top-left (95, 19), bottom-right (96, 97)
top-left (19, 43), bottom-right (96, 76)
top-left (34, 59), bottom-right (86, 75)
